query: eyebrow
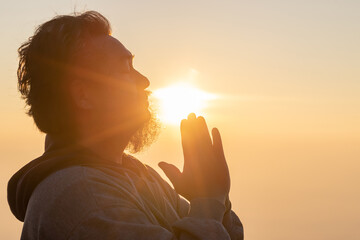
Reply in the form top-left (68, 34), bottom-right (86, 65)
top-left (123, 49), bottom-right (133, 58)
top-left (122, 53), bottom-right (134, 62)
top-left (116, 53), bottom-right (133, 65)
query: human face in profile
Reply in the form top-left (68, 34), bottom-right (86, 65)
top-left (78, 35), bottom-right (151, 136)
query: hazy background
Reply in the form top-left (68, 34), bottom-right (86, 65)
top-left (1, 0), bottom-right (359, 239)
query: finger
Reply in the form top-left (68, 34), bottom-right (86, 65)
top-left (185, 113), bottom-right (200, 148)
top-left (196, 116), bottom-right (213, 150)
top-left (187, 112), bottom-right (196, 120)
top-left (180, 119), bottom-right (195, 166)
top-left (187, 113), bottom-right (197, 138)
top-left (158, 162), bottom-right (181, 188)
top-left (212, 128), bottom-right (226, 161)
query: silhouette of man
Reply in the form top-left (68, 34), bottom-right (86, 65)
top-left (8, 11), bottom-right (244, 239)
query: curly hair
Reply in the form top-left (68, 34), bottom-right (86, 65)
top-left (17, 11), bottom-right (111, 134)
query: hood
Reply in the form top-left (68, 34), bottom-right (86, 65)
top-left (7, 134), bottom-right (148, 222)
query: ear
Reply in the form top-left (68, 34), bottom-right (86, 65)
top-left (69, 79), bottom-right (93, 110)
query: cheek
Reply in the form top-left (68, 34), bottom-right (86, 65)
top-left (89, 73), bottom-right (144, 122)
top-left (97, 83), bottom-right (139, 116)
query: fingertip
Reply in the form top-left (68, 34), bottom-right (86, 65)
top-left (212, 127), bottom-right (222, 139)
top-left (212, 127), bottom-right (219, 135)
top-left (188, 112), bottom-right (196, 120)
top-left (197, 115), bottom-right (205, 122)
top-left (158, 162), bottom-right (166, 167)
top-left (197, 116), bottom-right (208, 129)
top-left (180, 119), bottom-right (187, 127)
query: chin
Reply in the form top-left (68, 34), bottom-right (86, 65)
top-left (143, 108), bottom-right (151, 120)
top-left (126, 106), bottom-right (161, 153)
top-left (134, 107), bottom-right (151, 126)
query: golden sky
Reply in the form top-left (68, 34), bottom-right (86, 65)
top-left (0, 1), bottom-right (359, 239)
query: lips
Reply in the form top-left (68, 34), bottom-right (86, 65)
top-left (144, 100), bottom-right (149, 108)
top-left (139, 95), bottom-right (149, 107)
top-left (137, 92), bottom-right (149, 109)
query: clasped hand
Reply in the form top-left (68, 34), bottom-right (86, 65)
top-left (159, 113), bottom-right (230, 204)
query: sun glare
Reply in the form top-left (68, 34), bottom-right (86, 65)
top-left (153, 83), bottom-right (217, 125)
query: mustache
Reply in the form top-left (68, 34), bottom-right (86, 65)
top-left (144, 90), bottom-right (152, 97)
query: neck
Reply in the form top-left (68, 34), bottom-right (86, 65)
top-left (75, 125), bottom-right (134, 165)
top-left (85, 137), bottom-right (127, 164)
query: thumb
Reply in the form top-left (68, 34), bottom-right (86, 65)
top-left (158, 162), bottom-right (181, 188)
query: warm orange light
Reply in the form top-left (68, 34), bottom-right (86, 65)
top-left (153, 82), bottom-right (217, 125)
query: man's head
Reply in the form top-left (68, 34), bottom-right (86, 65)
top-left (18, 11), bottom-right (160, 153)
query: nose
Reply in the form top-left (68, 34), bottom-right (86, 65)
top-left (132, 68), bottom-right (150, 89)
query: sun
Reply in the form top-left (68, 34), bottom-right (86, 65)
top-left (152, 82), bottom-right (217, 125)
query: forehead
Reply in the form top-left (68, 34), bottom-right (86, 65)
top-left (87, 35), bottom-right (132, 61)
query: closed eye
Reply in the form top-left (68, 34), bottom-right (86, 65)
top-left (129, 54), bottom-right (135, 69)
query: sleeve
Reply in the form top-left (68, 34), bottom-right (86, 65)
top-left (67, 167), bottom-right (234, 240)
top-left (177, 196), bottom-right (244, 240)
top-left (67, 201), bottom-right (231, 240)
top-left (67, 206), bottom-right (174, 240)
top-left (222, 196), bottom-right (245, 240)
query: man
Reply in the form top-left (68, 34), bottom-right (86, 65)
top-left (8, 11), bottom-right (244, 239)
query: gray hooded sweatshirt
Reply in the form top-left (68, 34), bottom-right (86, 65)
top-left (8, 134), bottom-right (244, 239)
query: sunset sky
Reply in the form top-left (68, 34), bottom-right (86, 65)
top-left (1, 1), bottom-right (359, 239)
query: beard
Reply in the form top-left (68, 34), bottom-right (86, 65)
top-left (125, 93), bottom-right (161, 153)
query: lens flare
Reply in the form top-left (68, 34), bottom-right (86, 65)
top-left (153, 82), bottom-right (217, 125)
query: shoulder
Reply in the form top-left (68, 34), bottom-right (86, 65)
top-left (23, 165), bottom-right (141, 239)
top-left (31, 165), bottom-right (141, 211)
top-left (23, 166), bottom-right (97, 239)
top-left (27, 166), bottom-right (98, 220)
